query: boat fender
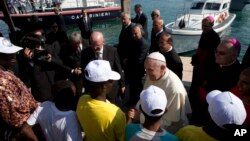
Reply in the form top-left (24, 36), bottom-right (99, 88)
top-left (218, 13), bottom-right (225, 23)
top-left (178, 19), bottom-right (185, 29)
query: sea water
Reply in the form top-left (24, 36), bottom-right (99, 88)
top-left (1, 0), bottom-right (250, 60)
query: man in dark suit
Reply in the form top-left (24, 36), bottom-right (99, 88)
top-left (118, 12), bottom-right (134, 70)
top-left (149, 18), bottom-right (164, 53)
top-left (159, 32), bottom-right (183, 80)
top-left (59, 32), bottom-right (83, 96)
top-left (132, 4), bottom-right (148, 39)
top-left (53, 7), bottom-right (67, 32)
top-left (125, 25), bottom-right (149, 106)
top-left (78, 9), bottom-right (93, 46)
top-left (18, 24), bottom-right (63, 102)
top-left (81, 31), bottom-right (125, 104)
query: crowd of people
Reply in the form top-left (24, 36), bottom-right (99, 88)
top-left (0, 3), bottom-right (250, 141)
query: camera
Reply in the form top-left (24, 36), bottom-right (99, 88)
top-left (20, 34), bottom-right (45, 50)
top-left (20, 34), bottom-right (49, 60)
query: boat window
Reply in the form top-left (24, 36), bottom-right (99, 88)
top-left (205, 3), bottom-right (220, 10)
top-left (190, 2), bottom-right (204, 9)
top-left (222, 3), bottom-right (228, 9)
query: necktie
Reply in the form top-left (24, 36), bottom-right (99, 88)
top-left (95, 52), bottom-right (102, 60)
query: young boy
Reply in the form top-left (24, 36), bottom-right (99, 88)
top-left (21, 80), bottom-right (83, 141)
top-left (126, 85), bottom-right (178, 141)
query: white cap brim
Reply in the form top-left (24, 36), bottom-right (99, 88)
top-left (0, 37), bottom-right (23, 54)
top-left (109, 71), bottom-right (121, 81)
top-left (1, 45), bottom-right (23, 54)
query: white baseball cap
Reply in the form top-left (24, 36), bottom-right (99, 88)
top-left (84, 60), bottom-right (121, 82)
top-left (139, 85), bottom-right (167, 117)
top-left (206, 90), bottom-right (247, 128)
top-left (0, 37), bottom-right (23, 54)
top-left (147, 52), bottom-right (166, 62)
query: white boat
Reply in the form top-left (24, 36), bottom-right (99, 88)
top-left (165, 0), bottom-right (236, 53)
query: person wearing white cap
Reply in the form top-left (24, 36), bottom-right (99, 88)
top-left (0, 37), bottom-right (38, 140)
top-left (130, 52), bottom-right (192, 133)
top-left (76, 60), bottom-right (126, 141)
top-left (126, 85), bottom-right (178, 141)
top-left (176, 90), bottom-right (247, 141)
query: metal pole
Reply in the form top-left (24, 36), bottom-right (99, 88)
top-left (0, 0), bottom-right (15, 33)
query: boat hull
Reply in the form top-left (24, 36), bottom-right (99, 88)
top-left (165, 13), bottom-right (236, 53)
top-left (0, 7), bottom-right (121, 29)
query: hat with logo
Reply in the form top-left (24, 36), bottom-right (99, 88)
top-left (0, 37), bottom-right (23, 54)
top-left (206, 90), bottom-right (246, 128)
top-left (147, 52), bottom-right (166, 63)
top-left (139, 85), bottom-right (167, 117)
top-left (84, 60), bottom-right (121, 82)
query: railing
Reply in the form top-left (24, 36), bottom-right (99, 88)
top-left (174, 10), bottom-right (228, 29)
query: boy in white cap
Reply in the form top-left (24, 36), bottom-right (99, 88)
top-left (176, 90), bottom-right (247, 141)
top-left (126, 85), bottom-right (178, 141)
top-left (129, 52), bottom-right (191, 133)
top-left (0, 37), bottom-right (38, 140)
top-left (76, 60), bottom-right (126, 141)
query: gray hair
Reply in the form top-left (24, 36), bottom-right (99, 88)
top-left (151, 9), bottom-right (160, 16)
top-left (121, 12), bottom-right (131, 19)
top-left (69, 32), bottom-right (82, 43)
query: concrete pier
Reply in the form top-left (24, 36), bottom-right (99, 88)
top-left (180, 56), bottom-right (193, 91)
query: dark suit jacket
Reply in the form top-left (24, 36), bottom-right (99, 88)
top-left (205, 60), bottom-right (241, 92)
top-left (55, 14), bottom-right (67, 32)
top-left (78, 16), bottom-right (93, 39)
top-left (46, 30), bottom-right (68, 45)
top-left (118, 23), bottom-right (134, 67)
top-left (126, 37), bottom-right (149, 81)
top-left (82, 46), bottom-right (125, 88)
top-left (242, 44), bottom-right (250, 71)
top-left (18, 43), bottom-right (63, 102)
top-left (162, 48), bottom-right (183, 79)
top-left (59, 43), bottom-right (82, 95)
top-left (149, 30), bottom-right (163, 53)
top-left (132, 13), bottom-right (148, 39)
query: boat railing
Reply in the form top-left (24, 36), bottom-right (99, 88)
top-left (174, 10), bottom-right (227, 29)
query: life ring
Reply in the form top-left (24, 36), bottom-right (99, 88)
top-left (218, 13), bottom-right (226, 23)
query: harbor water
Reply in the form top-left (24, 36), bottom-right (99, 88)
top-left (1, 0), bottom-right (250, 60)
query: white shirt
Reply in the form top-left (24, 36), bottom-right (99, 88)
top-left (27, 101), bottom-right (83, 141)
top-left (156, 29), bottom-right (164, 36)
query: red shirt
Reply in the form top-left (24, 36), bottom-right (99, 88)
top-left (0, 69), bottom-right (38, 128)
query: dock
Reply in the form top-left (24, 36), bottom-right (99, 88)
top-left (180, 56), bottom-right (193, 92)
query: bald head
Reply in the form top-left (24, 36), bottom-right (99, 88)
top-left (153, 18), bottom-right (164, 32)
top-left (90, 31), bottom-right (105, 52)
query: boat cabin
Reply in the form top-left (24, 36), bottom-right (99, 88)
top-left (174, 0), bottom-right (232, 30)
